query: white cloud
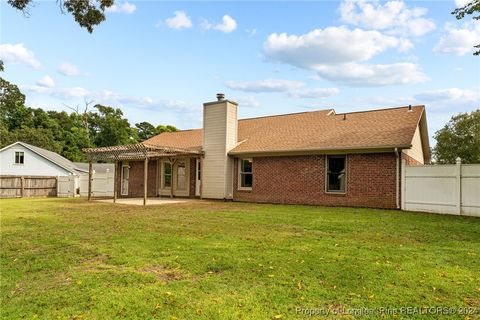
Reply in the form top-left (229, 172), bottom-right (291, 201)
top-left (0, 43), bottom-right (41, 69)
top-left (414, 88), bottom-right (479, 104)
top-left (315, 62), bottom-right (429, 86)
top-left (225, 79), bottom-right (303, 92)
top-left (339, 0), bottom-right (435, 36)
top-left (263, 26), bottom-right (425, 86)
top-left (232, 96), bottom-right (261, 108)
top-left (289, 87), bottom-right (340, 98)
top-left (105, 1), bottom-right (136, 14)
top-left (21, 84), bottom-right (201, 113)
top-left (95, 91), bottom-right (201, 112)
top-left (247, 29), bottom-right (257, 37)
top-left (202, 15), bottom-right (237, 33)
top-left (264, 27), bottom-right (410, 68)
top-left (164, 11), bottom-right (192, 30)
top-left (36, 76), bottom-right (55, 88)
top-left (22, 84), bottom-right (90, 100)
top-left (225, 79), bottom-right (339, 98)
top-left (455, 0), bottom-right (470, 8)
top-left (57, 62), bottom-right (89, 76)
top-left (433, 22), bottom-right (480, 56)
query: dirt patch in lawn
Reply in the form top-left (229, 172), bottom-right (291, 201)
top-left (139, 265), bottom-right (183, 282)
top-left (77, 255), bottom-right (183, 283)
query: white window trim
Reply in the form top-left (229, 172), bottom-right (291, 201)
top-left (325, 154), bottom-right (347, 194)
top-left (238, 158), bottom-right (253, 191)
top-left (162, 160), bottom-right (173, 189)
top-left (176, 160), bottom-right (187, 190)
top-left (120, 164), bottom-right (129, 196)
top-left (14, 151), bottom-right (25, 165)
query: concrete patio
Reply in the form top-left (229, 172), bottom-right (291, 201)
top-left (95, 198), bottom-right (200, 206)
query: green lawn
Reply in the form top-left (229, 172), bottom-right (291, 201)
top-left (1, 198), bottom-right (479, 319)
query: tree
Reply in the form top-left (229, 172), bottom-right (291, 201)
top-left (89, 104), bottom-right (137, 147)
top-left (0, 77), bottom-right (32, 131)
top-left (156, 124), bottom-right (178, 134)
top-left (7, 0), bottom-right (114, 33)
top-left (433, 110), bottom-right (480, 164)
top-left (452, 0), bottom-right (480, 55)
top-left (135, 122), bottom-right (157, 141)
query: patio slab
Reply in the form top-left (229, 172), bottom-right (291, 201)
top-left (95, 198), bottom-right (200, 206)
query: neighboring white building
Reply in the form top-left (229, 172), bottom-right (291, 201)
top-left (0, 141), bottom-right (85, 176)
top-left (0, 142), bottom-right (115, 198)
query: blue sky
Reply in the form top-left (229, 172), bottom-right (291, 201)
top-left (1, 0), bottom-right (479, 143)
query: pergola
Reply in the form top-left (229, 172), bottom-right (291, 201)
top-left (84, 143), bottom-right (203, 205)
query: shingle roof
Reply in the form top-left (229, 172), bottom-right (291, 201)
top-left (143, 105), bottom-right (426, 155)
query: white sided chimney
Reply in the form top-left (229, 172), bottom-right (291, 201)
top-left (202, 93), bottom-right (238, 199)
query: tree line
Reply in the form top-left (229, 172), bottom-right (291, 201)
top-left (0, 76), bottom-right (177, 162)
top-left (0, 72), bottom-right (478, 164)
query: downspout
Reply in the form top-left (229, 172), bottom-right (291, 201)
top-left (395, 148), bottom-right (400, 209)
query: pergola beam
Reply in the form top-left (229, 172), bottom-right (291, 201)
top-left (84, 143), bottom-right (202, 162)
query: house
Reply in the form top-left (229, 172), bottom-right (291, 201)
top-left (84, 94), bottom-right (430, 209)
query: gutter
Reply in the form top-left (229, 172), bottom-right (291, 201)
top-left (395, 147), bottom-right (400, 209)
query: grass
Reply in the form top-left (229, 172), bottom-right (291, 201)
top-left (1, 198), bottom-right (479, 319)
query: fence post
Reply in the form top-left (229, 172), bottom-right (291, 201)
top-left (20, 176), bottom-right (25, 198)
top-left (401, 159), bottom-right (406, 210)
top-left (88, 161), bottom-right (93, 201)
top-left (456, 157), bottom-right (462, 215)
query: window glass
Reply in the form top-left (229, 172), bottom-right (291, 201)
top-left (240, 159), bottom-right (253, 188)
top-left (15, 152), bottom-right (24, 164)
top-left (164, 162), bottom-right (172, 188)
top-left (327, 156), bottom-right (346, 192)
top-left (197, 161), bottom-right (201, 180)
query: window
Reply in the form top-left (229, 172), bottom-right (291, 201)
top-left (176, 161), bottom-right (186, 190)
top-left (239, 158), bottom-right (253, 189)
top-left (197, 161), bottom-right (201, 180)
top-left (326, 155), bottom-right (346, 193)
top-left (121, 165), bottom-right (129, 195)
top-left (163, 162), bottom-right (172, 188)
top-left (15, 151), bottom-right (24, 164)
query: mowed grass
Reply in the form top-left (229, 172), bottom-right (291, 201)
top-left (1, 199), bottom-right (479, 319)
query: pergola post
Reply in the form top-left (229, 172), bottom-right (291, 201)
top-left (199, 156), bottom-right (203, 200)
top-left (88, 161), bottom-right (93, 201)
top-left (113, 160), bottom-right (118, 203)
top-left (144, 157), bottom-right (148, 206)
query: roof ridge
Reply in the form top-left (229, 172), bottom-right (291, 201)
top-left (334, 105), bottom-right (425, 116)
top-left (239, 109), bottom-right (334, 122)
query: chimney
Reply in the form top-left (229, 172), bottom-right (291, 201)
top-left (202, 94), bottom-right (238, 199)
top-left (408, 104), bottom-right (412, 112)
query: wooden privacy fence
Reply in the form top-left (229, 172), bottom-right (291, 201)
top-left (401, 159), bottom-right (480, 217)
top-left (0, 176), bottom-right (58, 198)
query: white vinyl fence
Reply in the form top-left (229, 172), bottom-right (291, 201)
top-left (57, 170), bottom-right (114, 198)
top-left (401, 159), bottom-right (480, 217)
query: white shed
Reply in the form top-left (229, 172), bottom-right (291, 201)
top-left (0, 141), bottom-right (85, 176)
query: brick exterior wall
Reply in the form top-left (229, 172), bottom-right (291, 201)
top-left (116, 160), bottom-right (158, 198)
top-left (402, 152), bottom-right (423, 166)
top-left (233, 153), bottom-right (398, 209)
top-left (116, 158), bottom-right (198, 198)
top-left (189, 158), bottom-right (196, 198)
